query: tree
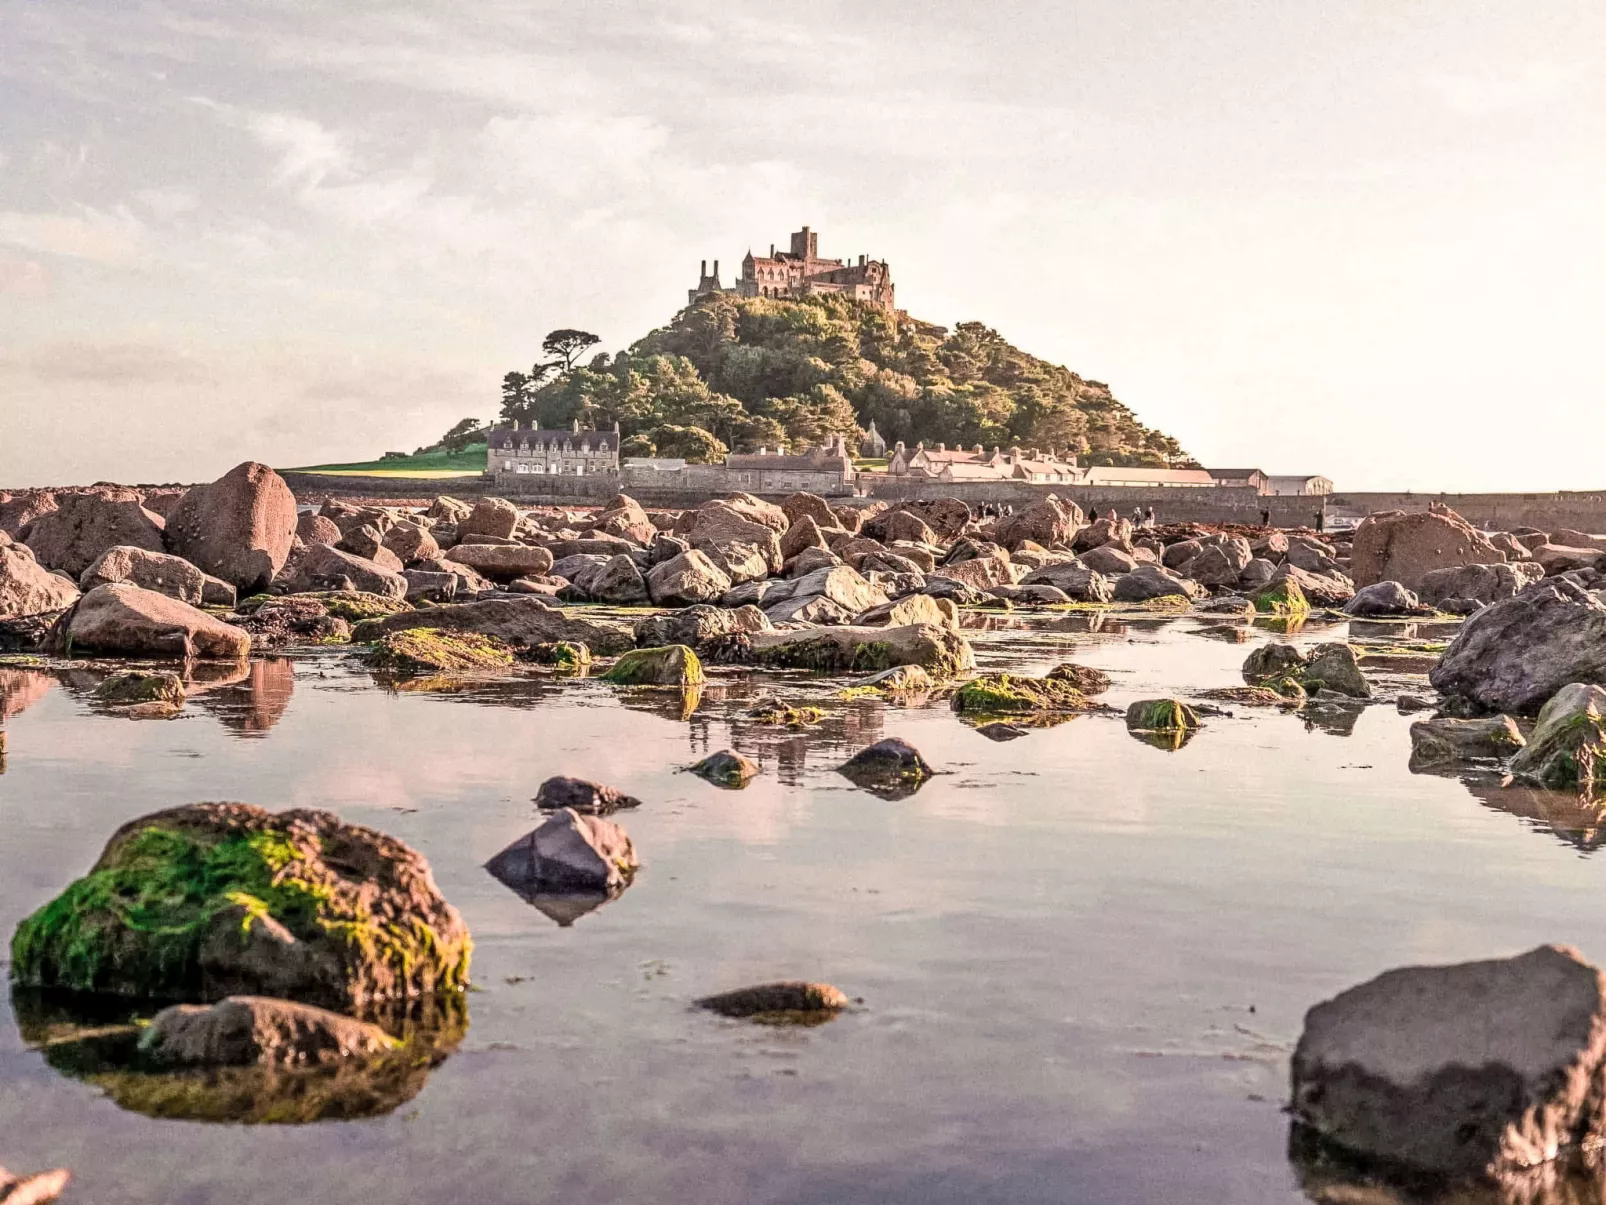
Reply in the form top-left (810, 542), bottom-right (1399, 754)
top-left (649, 424), bottom-right (728, 463)
top-left (437, 417), bottom-right (487, 452)
top-left (543, 329), bottom-right (601, 371)
top-left (499, 362), bottom-right (559, 423)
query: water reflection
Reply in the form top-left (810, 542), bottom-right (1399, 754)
top-left (11, 988), bottom-right (466, 1125)
top-left (1304, 700), bottom-right (1366, 737)
top-left (1464, 782), bottom-right (1606, 853)
top-left (0, 667), bottom-right (51, 721)
top-left (190, 657), bottom-right (295, 734)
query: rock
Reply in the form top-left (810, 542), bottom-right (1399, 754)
top-left (846, 664), bottom-right (936, 693)
top-left (1266, 562), bottom-right (1354, 607)
top-left (444, 544), bottom-right (554, 582)
top-left (1244, 642), bottom-right (1307, 682)
top-left (412, 556), bottom-right (492, 596)
top-left (283, 544), bottom-right (408, 599)
top-left (688, 500), bottom-right (784, 578)
top-left (1417, 562), bottom-right (1545, 607)
top-left (545, 535), bottom-right (639, 560)
top-left (599, 644), bottom-right (704, 687)
top-left (0, 540), bottom-right (80, 618)
top-left (837, 738), bottom-right (934, 796)
top-left (1290, 944), bottom-right (1606, 1180)
top-left (142, 996), bottom-right (396, 1067)
top-left (1125, 698), bottom-right (1201, 732)
top-left (781, 492), bottom-right (840, 531)
top-left (337, 523), bottom-right (390, 562)
top-left (581, 554), bottom-right (649, 604)
top-left (975, 722), bottom-right (1029, 741)
top-left (746, 623), bottom-right (975, 677)
top-left (0, 488), bottom-right (59, 538)
top-left (878, 510), bottom-right (937, 545)
top-left (587, 495), bottom-right (657, 545)
top-left (1510, 683), bottom-right (1606, 792)
top-left (1238, 558), bottom-right (1277, 589)
top-left (686, 750), bottom-right (760, 788)
top-left (1409, 716), bottom-right (1526, 770)
top-left (994, 495), bottom-right (1083, 550)
top-left (402, 569), bottom-right (457, 604)
top-left (988, 584), bottom-right (1072, 606)
top-left (162, 463), bottom-right (297, 593)
top-left (296, 513), bottom-right (342, 547)
top-left (784, 546), bottom-right (842, 578)
top-left (709, 492), bottom-right (788, 533)
top-left (427, 496), bottom-right (473, 523)
top-left (10, 802), bottom-right (471, 1009)
top-left (1350, 506), bottom-right (1507, 590)
top-left (1046, 662), bottom-right (1112, 694)
top-left (1429, 580), bottom-right (1606, 713)
top-left (1342, 581), bottom-right (1422, 617)
top-left (634, 604), bottom-right (770, 651)
top-left (929, 553), bottom-right (1014, 591)
top-left (1020, 562), bottom-right (1114, 603)
top-left (351, 597), bottom-right (634, 655)
top-left (696, 982), bottom-right (849, 1020)
top-left (23, 491), bottom-right (166, 578)
top-left (854, 593), bottom-right (955, 630)
top-left (0, 1165), bottom-right (70, 1204)
top-left (921, 576), bottom-right (992, 605)
top-left (1532, 544), bottom-right (1604, 576)
top-left (229, 596), bottom-right (351, 647)
top-left (79, 544), bottom-right (210, 605)
top-left (523, 640), bottom-right (591, 670)
top-left (459, 497), bottom-right (520, 541)
top-left (382, 523), bottom-right (440, 565)
top-left (485, 808), bottom-right (638, 894)
top-left (1302, 644), bottom-right (1372, 699)
top-left (885, 541), bottom-right (937, 573)
top-left (366, 629), bottom-right (515, 674)
top-left (1112, 564), bottom-right (1202, 603)
top-left (648, 533), bottom-right (690, 567)
top-left (765, 564), bottom-right (889, 625)
top-left (1181, 545), bottom-right (1247, 588)
top-left (1079, 545), bottom-right (1139, 575)
top-left (646, 549), bottom-right (732, 607)
top-left (532, 776), bottom-right (643, 814)
top-left (1253, 576), bottom-right (1312, 617)
top-left (1072, 515), bottom-right (1133, 553)
top-left (779, 515), bottom-right (830, 561)
top-left (54, 583), bottom-right (251, 659)
top-left (1396, 694), bottom-right (1433, 713)
top-left (94, 669), bottom-right (186, 709)
top-left (951, 673), bottom-right (1097, 714)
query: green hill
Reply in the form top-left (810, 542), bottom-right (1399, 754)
top-left (503, 293), bottom-right (1189, 466)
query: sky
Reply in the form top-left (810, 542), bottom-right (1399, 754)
top-left (1, 0), bottom-right (1603, 491)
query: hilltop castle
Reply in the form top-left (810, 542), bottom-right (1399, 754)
top-left (689, 226), bottom-right (896, 313)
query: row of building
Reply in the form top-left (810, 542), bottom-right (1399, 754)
top-left (485, 421), bottom-right (1330, 498)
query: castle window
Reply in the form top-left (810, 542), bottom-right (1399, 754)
top-left (503, 460), bottom-right (512, 471)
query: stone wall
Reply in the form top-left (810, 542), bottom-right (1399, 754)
top-left (863, 477), bottom-right (1325, 526)
top-left (1329, 492), bottom-right (1606, 531)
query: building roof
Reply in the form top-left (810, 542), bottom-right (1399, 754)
top-left (726, 452), bottom-right (849, 472)
top-left (488, 426), bottom-right (619, 451)
top-left (1205, 468), bottom-right (1266, 480)
top-left (1265, 474), bottom-right (1334, 493)
top-left (1080, 466), bottom-right (1216, 486)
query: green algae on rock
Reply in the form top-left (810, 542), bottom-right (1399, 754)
top-left (1254, 578), bottom-right (1311, 617)
top-left (94, 669), bottom-right (186, 708)
top-left (304, 592), bottom-right (414, 623)
top-left (599, 644), bottom-right (704, 687)
top-left (1511, 684), bottom-right (1606, 793)
top-left (951, 673), bottom-right (1094, 716)
top-left (10, 802), bottom-right (472, 1011)
top-left (1126, 698), bottom-right (1201, 733)
top-left (522, 641), bottom-right (591, 670)
top-left (1044, 662), bottom-right (1112, 695)
top-left (366, 629), bottom-right (515, 675)
top-left (745, 622), bottom-right (974, 678)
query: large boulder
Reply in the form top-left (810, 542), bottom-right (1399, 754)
top-left (0, 538), bottom-right (80, 618)
top-left (993, 495), bottom-right (1083, 550)
top-left (1302, 643), bottom-right (1372, 699)
top-left (599, 644), bottom-right (704, 687)
top-left (444, 544), bottom-right (555, 582)
top-left (1510, 683), bottom-right (1606, 792)
top-left (779, 515), bottom-right (830, 561)
top-left (1020, 562), bottom-right (1114, 603)
top-left (23, 491), bottom-right (166, 578)
top-left (587, 496), bottom-right (656, 546)
top-left (485, 808), bottom-right (638, 895)
top-left (1112, 564), bottom-right (1202, 602)
top-left (1265, 562), bottom-right (1354, 607)
top-left (1430, 580), bottom-right (1606, 713)
top-left (930, 553), bottom-right (1015, 591)
top-left (1072, 515), bottom-right (1133, 553)
top-left (583, 554), bottom-right (650, 604)
top-left (781, 492), bottom-right (840, 531)
top-left (1349, 506), bottom-right (1506, 590)
top-left (0, 488), bottom-right (59, 539)
top-left (381, 523), bottom-right (440, 565)
top-left (763, 564), bottom-right (889, 625)
top-left (1532, 543), bottom-right (1603, 576)
top-left (646, 550), bottom-right (732, 607)
top-left (143, 996), bottom-right (396, 1067)
top-left (1417, 562), bottom-right (1545, 607)
top-left (352, 597), bottom-right (634, 655)
top-left (1290, 945), bottom-right (1606, 1180)
top-left (296, 512), bottom-right (342, 547)
top-left (163, 462), bottom-right (297, 594)
top-left (1079, 545), bottom-right (1139, 576)
top-left (426, 496), bottom-right (473, 523)
top-left (80, 545), bottom-right (213, 606)
top-left (458, 497), bottom-right (520, 541)
top-left (1342, 581), bottom-right (1421, 618)
top-left (53, 583), bottom-right (251, 659)
top-left (745, 623), bottom-right (974, 677)
top-left (634, 604), bottom-right (769, 650)
top-left (283, 544), bottom-right (408, 600)
top-left (10, 802), bottom-right (471, 1010)
top-left (855, 593), bottom-right (956, 630)
top-left (687, 501), bottom-right (782, 583)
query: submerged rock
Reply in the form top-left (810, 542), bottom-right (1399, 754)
top-left (1510, 683), bottom-right (1606, 793)
top-left (686, 750), bottom-right (760, 788)
top-left (1408, 716), bottom-right (1526, 771)
top-left (94, 669), bottom-right (186, 712)
top-left (54, 583), bottom-right (251, 660)
top-left (837, 738), bottom-right (934, 797)
top-left (9, 802), bottom-right (471, 1010)
top-left (366, 629), bottom-right (515, 675)
top-left (599, 644), bottom-right (704, 687)
top-left (532, 776), bottom-right (643, 814)
top-left (1291, 945), bottom-right (1606, 1181)
top-left (696, 981), bottom-right (850, 1022)
top-left (485, 808), bottom-right (638, 894)
top-left (975, 722), bottom-right (1030, 741)
top-left (1125, 698), bottom-right (1201, 732)
top-left (142, 996), bottom-right (396, 1067)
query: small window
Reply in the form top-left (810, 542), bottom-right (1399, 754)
top-left (503, 460), bottom-right (512, 471)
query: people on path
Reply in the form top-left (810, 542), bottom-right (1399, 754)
top-left (1314, 509), bottom-right (1326, 533)
top-left (1143, 506), bottom-right (1156, 529)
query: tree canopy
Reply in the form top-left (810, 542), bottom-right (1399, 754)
top-left (499, 296), bottom-right (1189, 466)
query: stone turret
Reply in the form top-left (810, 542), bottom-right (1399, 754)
top-left (859, 420), bottom-right (887, 458)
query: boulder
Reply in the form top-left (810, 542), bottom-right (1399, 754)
top-left (781, 492), bottom-right (840, 531)
top-left (988, 584), bottom-right (1072, 605)
top-left (162, 462), bottom-right (297, 593)
top-left (1181, 545), bottom-right (1247, 588)
top-left (1430, 580), bottom-right (1606, 713)
top-left (634, 604), bottom-right (770, 651)
top-left (951, 673), bottom-right (1097, 715)
top-left (1125, 699), bottom-right (1201, 732)
top-left (426, 496), bottom-right (473, 523)
top-left (921, 576), bottom-right (993, 605)
top-left (1253, 575), bottom-right (1311, 617)
top-left (1238, 558), bottom-right (1277, 590)
top-left (1302, 644), bottom-right (1372, 699)
top-left (54, 583), bottom-right (250, 659)
top-left (846, 664), bottom-right (936, 693)
top-left (1533, 543), bottom-right (1603, 576)
top-left (337, 523), bottom-right (390, 562)
top-left (1417, 562), bottom-right (1545, 607)
top-left (1349, 506), bottom-right (1506, 590)
top-left (599, 644), bottom-right (704, 687)
top-left (366, 629), bottom-right (515, 674)
top-left (142, 996), bottom-right (396, 1067)
top-left (929, 554), bottom-right (1014, 591)
top-left (485, 808), bottom-right (638, 894)
top-left (1510, 683), bottom-right (1606, 792)
top-left (0, 488), bottom-right (59, 538)
top-left (94, 669), bottom-right (186, 710)
top-left (587, 496), bottom-right (657, 546)
top-left (885, 541), bottom-right (937, 573)
top-left (1342, 581), bottom-right (1422, 617)
top-left (1266, 562), bottom-right (1353, 607)
top-left (708, 492), bottom-right (787, 533)
top-left (545, 535), bottom-right (639, 560)
top-left (581, 554), bottom-right (649, 604)
top-left (746, 622), bottom-right (975, 677)
top-left (837, 738), bottom-right (934, 795)
top-left (1079, 545), bottom-right (1139, 576)
top-left (1551, 529), bottom-right (1606, 553)
top-left (532, 776), bottom-right (643, 814)
top-left (1163, 539), bottom-right (1203, 569)
top-left (80, 544), bottom-right (211, 605)
top-left (784, 546), bottom-right (842, 578)
top-left (229, 596), bottom-right (351, 648)
top-left (296, 513), bottom-right (342, 547)
top-left (779, 515), bottom-right (830, 561)
top-left (764, 564), bottom-right (889, 625)
top-left (351, 597), bottom-right (635, 655)
top-left (24, 492), bottom-right (166, 578)
top-left (458, 497), bottom-right (520, 541)
top-left (1112, 564), bottom-right (1202, 602)
top-left (10, 802), bottom-right (471, 1009)
top-left (686, 750), bottom-right (760, 788)
top-left (646, 550), bottom-right (732, 607)
top-left (0, 539), bottom-right (80, 619)
top-left (1408, 716), bottom-right (1526, 771)
top-left (403, 569), bottom-right (457, 604)
top-left (1290, 945), bottom-right (1606, 1179)
top-left (994, 495), bottom-right (1083, 550)
top-left (283, 544), bottom-right (408, 600)
top-left (854, 593), bottom-right (955, 630)
top-left (1244, 642), bottom-right (1308, 682)
top-left (697, 982), bottom-right (849, 1020)
top-left (1020, 562), bottom-right (1114, 603)
top-left (381, 523), bottom-right (440, 565)
top-left (648, 533), bottom-right (690, 567)
top-left (1072, 515), bottom-right (1133, 553)
top-left (444, 544), bottom-right (555, 582)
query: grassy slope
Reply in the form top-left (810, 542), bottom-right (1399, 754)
top-left (284, 443), bottom-right (489, 478)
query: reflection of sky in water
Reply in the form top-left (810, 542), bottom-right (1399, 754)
top-left (1, 618), bottom-right (1604, 1203)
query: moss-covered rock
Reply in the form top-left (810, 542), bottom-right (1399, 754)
top-left (1243, 642), bottom-right (1307, 683)
top-left (365, 629), bottom-right (515, 674)
top-left (10, 803), bottom-right (472, 1011)
top-left (305, 592), bottom-right (413, 623)
top-left (1301, 643), bottom-right (1372, 699)
top-left (951, 673), bottom-right (1093, 715)
top-left (696, 981), bottom-right (849, 1024)
top-left (745, 623), bottom-right (974, 678)
top-left (1045, 663), bottom-right (1112, 695)
top-left (94, 670), bottom-right (186, 709)
top-left (599, 643), bottom-right (704, 687)
top-left (1254, 578), bottom-right (1311, 617)
top-left (1125, 698), bottom-right (1201, 733)
top-left (686, 750), bottom-right (760, 788)
top-left (747, 696), bottom-right (824, 726)
top-left (522, 641), bottom-right (591, 670)
top-left (1511, 684), bottom-right (1606, 792)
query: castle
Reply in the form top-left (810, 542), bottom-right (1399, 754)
top-left (689, 226), bottom-right (896, 312)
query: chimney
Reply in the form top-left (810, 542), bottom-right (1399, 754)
top-left (973, 443), bottom-right (983, 455)
top-left (770, 243), bottom-right (776, 258)
top-left (701, 259), bottom-right (707, 277)
top-left (1009, 446), bottom-right (1021, 464)
top-left (572, 418), bottom-right (580, 433)
top-left (512, 418), bottom-right (520, 430)
top-left (935, 442), bottom-right (946, 453)
top-left (894, 440), bottom-right (905, 453)
top-left (758, 446), bottom-right (767, 456)
top-left (713, 259), bottom-right (719, 278)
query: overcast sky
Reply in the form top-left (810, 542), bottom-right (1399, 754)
top-left (2, 1), bottom-right (1602, 490)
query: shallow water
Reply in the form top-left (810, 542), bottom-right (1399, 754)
top-left (1, 612), bottom-right (1603, 1204)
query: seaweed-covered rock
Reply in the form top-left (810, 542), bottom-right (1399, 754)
top-left (163, 463), bottom-right (297, 594)
top-left (1254, 577), bottom-right (1311, 616)
top-left (1125, 698), bottom-right (1200, 732)
top-left (599, 644), bottom-right (704, 687)
top-left (310, 591), bottom-right (413, 623)
top-left (143, 996), bottom-right (397, 1067)
top-left (1510, 683), bottom-right (1606, 792)
top-left (366, 629), bottom-right (515, 675)
top-left (951, 673), bottom-right (1094, 715)
top-left (94, 669), bottom-right (186, 709)
top-left (1045, 662), bottom-right (1112, 695)
top-left (696, 981), bottom-right (849, 1021)
top-left (1243, 642), bottom-right (1307, 682)
top-left (56, 583), bottom-right (251, 660)
top-left (1266, 563), bottom-right (1354, 607)
top-left (1408, 716), bottom-right (1526, 771)
top-left (1302, 644), bottom-right (1372, 700)
top-left (229, 596), bottom-right (351, 648)
top-left (351, 597), bottom-right (634, 655)
top-left (1291, 944), bottom-right (1606, 1180)
top-left (837, 738), bottom-right (933, 797)
top-left (746, 623), bottom-right (974, 677)
top-left (686, 750), bottom-right (760, 788)
top-left (532, 776), bottom-right (642, 814)
top-left (522, 641), bottom-right (590, 670)
top-left (485, 808), bottom-right (637, 894)
top-left (10, 803), bottom-right (472, 1009)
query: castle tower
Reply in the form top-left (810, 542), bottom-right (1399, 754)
top-left (789, 227), bottom-right (818, 260)
top-left (859, 420), bottom-right (887, 459)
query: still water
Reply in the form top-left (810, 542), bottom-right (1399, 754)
top-left (1, 613), bottom-right (1602, 1203)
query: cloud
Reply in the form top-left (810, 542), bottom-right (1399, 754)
top-left (246, 112), bottom-right (351, 187)
top-left (0, 206), bottom-right (146, 264)
top-left (1425, 64), bottom-right (1579, 116)
top-left (133, 188), bottom-right (199, 219)
top-left (23, 341), bottom-right (219, 385)
top-left (0, 252), bottom-right (50, 297)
